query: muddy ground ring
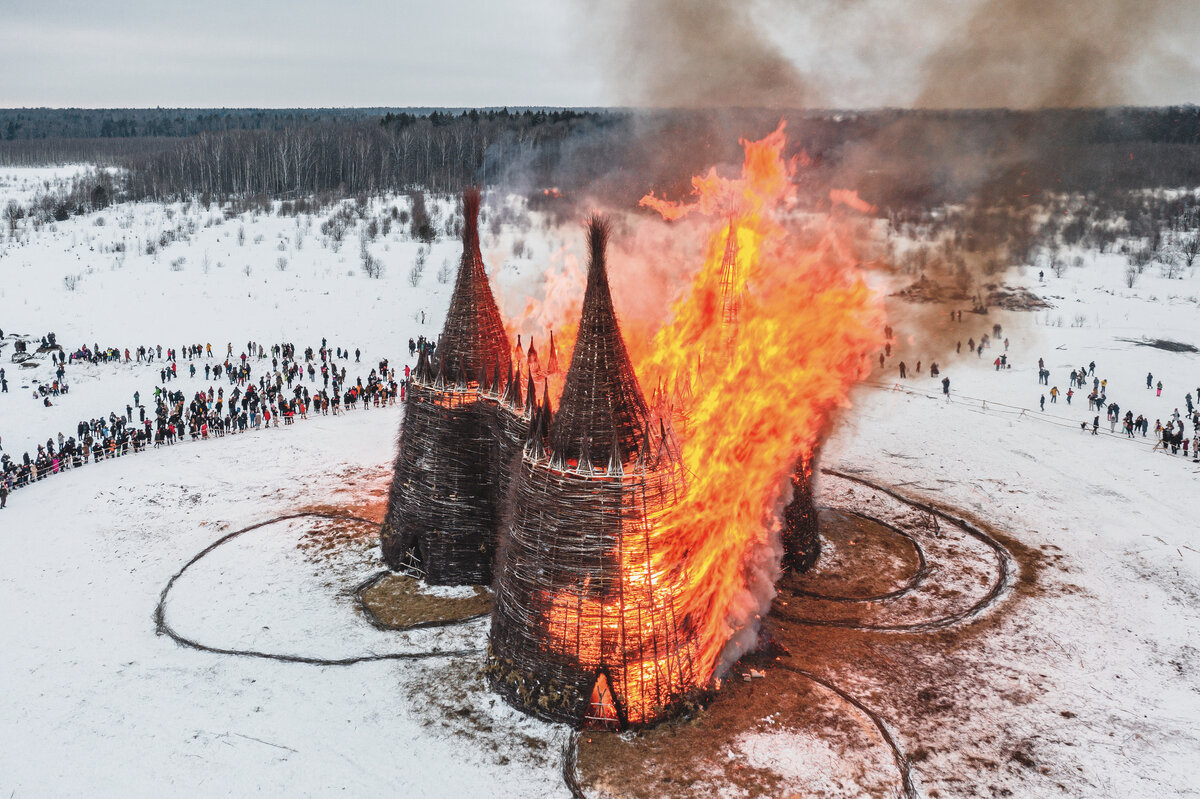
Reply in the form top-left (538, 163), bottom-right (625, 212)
top-left (154, 482), bottom-right (1015, 798)
top-left (784, 508), bottom-right (931, 603)
top-left (775, 469), bottom-right (1017, 633)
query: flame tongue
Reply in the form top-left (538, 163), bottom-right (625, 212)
top-left (638, 121), bottom-right (885, 682)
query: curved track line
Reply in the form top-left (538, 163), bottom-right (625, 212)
top-left (778, 664), bottom-right (919, 799)
top-left (562, 732), bottom-right (586, 799)
top-left (774, 470), bottom-right (1016, 633)
top-left (784, 509), bottom-right (930, 603)
top-left (154, 512), bottom-right (482, 665)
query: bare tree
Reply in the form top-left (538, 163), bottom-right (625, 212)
top-left (4, 199), bottom-right (22, 236)
top-left (1125, 265), bottom-right (1138, 288)
top-left (1180, 234), bottom-right (1200, 269)
top-left (1162, 248), bottom-right (1182, 279)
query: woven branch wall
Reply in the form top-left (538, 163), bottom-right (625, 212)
top-left (380, 189), bottom-right (513, 585)
top-left (487, 218), bottom-right (702, 729)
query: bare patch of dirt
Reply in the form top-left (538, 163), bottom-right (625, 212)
top-left (360, 572), bottom-right (491, 629)
top-left (294, 515), bottom-right (377, 565)
top-left (779, 509), bottom-right (923, 600)
top-left (576, 666), bottom-right (896, 799)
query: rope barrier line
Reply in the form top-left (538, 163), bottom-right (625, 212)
top-left (154, 512), bottom-right (482, 665)
top-left (775, 469), bottom-right (1017, 636)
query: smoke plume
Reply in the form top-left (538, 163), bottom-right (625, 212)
top-left (593, 0), bottom-right (817, 108)
top-left (916, 0), bottom-right (1186, 109)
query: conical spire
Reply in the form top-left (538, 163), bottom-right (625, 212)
top-left (547, 330), bottom-right (560, 374)
top-left (526, 371), bottom-right (536, 420)
top-left (436, 188), bottom-right (511, 383)
top-left (578, 437), bottom-right (594, 475)
top-left (607, 433), bottom-right (624, 477)
top-left (548, 216), bottom-right (651, 465)
top-left (503, 363), bottom-right (523, 409)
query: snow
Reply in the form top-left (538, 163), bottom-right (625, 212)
top-left (2, 168), bottom-right (1199, 796)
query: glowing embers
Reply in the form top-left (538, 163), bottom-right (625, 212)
top-left (587, 673), bottom-right (620, 730)
top-left (487, 219), bottom-right (702, 728)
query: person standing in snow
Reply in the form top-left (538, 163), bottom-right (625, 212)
top-left (898, 361), bottom-right (907, 379)
top-left (0, 477), bottom-right (8, 509)
top-left (1040, 395), bottom-right (1045, 411)
top-left (1092, 416), bottom-right (1100, 435)
top-left (1157, 380), bottom-right (1163, 397)
top-left (942, 377), bottom-right (950, 396)
top-left (1147, 372), bottom-right (1153, 389)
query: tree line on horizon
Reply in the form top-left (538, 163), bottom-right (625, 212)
top-left (1, 106), bottom-right (1199, 214)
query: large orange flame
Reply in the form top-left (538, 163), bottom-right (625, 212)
top-left (635, 121), bottom-right (885, 684)
top-left (500, 123), bottom-right (884, 716)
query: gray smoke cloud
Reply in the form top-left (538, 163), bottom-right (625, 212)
top-left (593, 0), bottom-right (819, 108)
top-left (916, 0), bottom-right (1190, 109)
top-left (588, 0), bottom-right (1197, 109)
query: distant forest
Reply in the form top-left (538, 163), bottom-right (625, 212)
top-left (1, 106), bottom-right (1199, 212)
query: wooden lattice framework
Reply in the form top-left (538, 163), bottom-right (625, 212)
top-left (380, 189), bottom-right (516, 585)
top-left (486, 218), bottom-right (702, 729)
top-left (719, 219), bottom-right (820, 573)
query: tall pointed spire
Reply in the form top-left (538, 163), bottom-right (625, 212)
top-left (437, 187), bottom-right (511, 382)
top-left (547, 329), bottom-right (560, 375)
top-left (548, 216), bottom-right (651, 465)
top-left (718, 218), bottom-right (741, 330)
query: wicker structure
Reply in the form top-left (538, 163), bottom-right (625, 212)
top-left (719, 220), bottom-right (819, 573)
top-left (380, 189), bottom-right (514, 585)
top-left (487, 218), bottom-right (700, 730)
top-left (782, 453), bottom-right (820, 572)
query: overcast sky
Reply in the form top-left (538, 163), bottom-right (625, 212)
top-left (1, 0), bottom-right (1197, 108)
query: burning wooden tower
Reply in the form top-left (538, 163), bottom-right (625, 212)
top-left (486, 218), bottom-right (700, 729)
top-left (718, 220), bottom-right (820, 572)
top-left (380, 188), bottom-right (514, 585)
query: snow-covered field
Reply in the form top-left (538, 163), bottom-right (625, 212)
top-left (1, 168), bottom-right (1198, 797)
